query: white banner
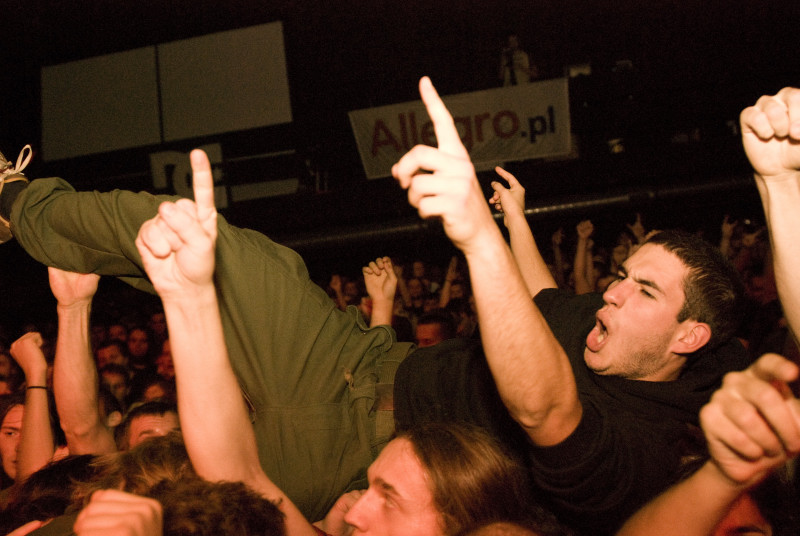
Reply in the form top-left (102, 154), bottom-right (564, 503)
top-left (349, 78), bottom-right (571, 179)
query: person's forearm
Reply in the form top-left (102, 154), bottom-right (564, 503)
top-left (17, 368), bottom-right (54, 481)
top-left (552, 243), bottom-right (565, 289)
top-left (756, 171), bottom-right (800, 339)
top-left (574, 238), bottom-right (592, 295)
top-left (54, 303), bottom-right (116, 454)
top-left (370, 297), bottom-right (393, 328)
top-left (505, 209), bottom-right (556, 297)
top-left (162, 287), bottom-right (316, 536)
top-left (463, 226), bottom-right (581, 446)
top-left (616, 462), bottom-right (746, 536)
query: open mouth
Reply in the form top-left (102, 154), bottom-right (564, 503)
top-left (586, 316), bottom-right (609, 353)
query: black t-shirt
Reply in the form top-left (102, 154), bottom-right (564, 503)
top-left (395, 288), bottom-right (750, 535)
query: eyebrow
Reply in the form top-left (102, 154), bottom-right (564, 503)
top-left (373, 477), bottom-right (404, 502)
top-left (618, 266), bottom-right (665, 295)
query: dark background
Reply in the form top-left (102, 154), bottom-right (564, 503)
top-left (1, 0), bottom-right (798, 326)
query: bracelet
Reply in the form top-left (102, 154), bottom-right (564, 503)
top-left (26, 385), bottom-right (48, 391)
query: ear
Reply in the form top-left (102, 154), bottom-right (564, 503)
top-left (671, 321), bottom-right (712, 355)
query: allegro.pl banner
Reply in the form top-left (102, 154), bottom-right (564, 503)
top-left (349, 78), bottom-right (571, 179)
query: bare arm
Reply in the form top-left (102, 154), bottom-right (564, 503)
top-left (550, 228), bottom-right (566, 289)
top-left (740, 87), bottom-right (800, 340)
top-left (49, 268), bottom-right (117, 455)
top-left (393, 78), bottom-right (581, 446)
top-left (9, 333), bottom-right (54, 481)
top-left (573, 220), bottom-right (594, 295)
top-left (617, 353), bottom-right (800, 536)
top-left (329, 275), bottom-right (348, 311)
top-left (136, 149), bottom-right (316, 536)
top-left (489, 167), bottom-right (557, 297)
top-left (438, 256), bottom-right (459, 308)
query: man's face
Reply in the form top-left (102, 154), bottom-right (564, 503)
top-left (0, 405), bottom-right (23, 480)
top-left (584, 243), bottom-right (690, 380)
top-left (156, 340), bottom-right (174, 379)
top-left (127, 329), bottom-right (150, 358)
top-left (125, 411), bottom-right (180, 449)
top-left (101, 371), bottom-right (129, 404)
top-left (149, 313), bottom-right (167, 337)
top-left (344, 437), bottom-right (444, 536)
top-left (108, 324), bottom-right (127, 342)
top-left (415, 324), bottom-right (445, 348)
top-left (97, 345), bottom-right (126, 369)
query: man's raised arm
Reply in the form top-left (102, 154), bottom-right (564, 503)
top-left (392, 77), bottom-right (581, 446)
top-left (489, 167), bottom-right (557, 297)
top-left (741, 87), bottom-right (800, 340)
top-left (617, 353), bottom-right (800, 536)
top-left (49, 268), bottom-right (117, 455)
top-left (135, 149), bottom-right (316, 536)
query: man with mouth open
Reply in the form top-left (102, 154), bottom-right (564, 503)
top-left (392, 78), bottom-right (752, 535)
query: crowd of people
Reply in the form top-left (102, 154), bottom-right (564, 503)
top-left (0, 80), bottom-right (798, 536)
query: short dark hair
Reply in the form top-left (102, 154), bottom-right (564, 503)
top-left (115, 400), bottom-right (178, 450)
top-left (417, 310), bottom-right (457, 340)
top-left (646, 230), bottom-right (745, 350)
top-left (100, 362), bottom-right (130, 380)
top-left (0, 454), bottom-right (100, 533)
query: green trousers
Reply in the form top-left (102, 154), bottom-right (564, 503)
top-left (11, 178), bottom-right (411, 521)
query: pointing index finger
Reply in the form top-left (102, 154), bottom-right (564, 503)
top-left (419, 77), bottom-right (469, 159)
top-left (190, 149), bottom-right (216, 218)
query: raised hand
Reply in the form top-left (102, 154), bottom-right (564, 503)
top-left (740, 87), bottom-right (800, 179)
top-left (489, 167), bottom-right (526, 228)
top-left (576, 220), bottom-right (593, 241)
top-left (48, 268), bottom-right (100, 308)
top-left (720, 215), bottom-right (737, 241)
top-left (699, 353), bottom-right (800, 489)
top-left (135, 150), bottom-right (218, 300)
top-left (315, 489), bottom-right (365, 536)
top-left (9, 332), bottom-right (47, 381)
top-left (626, 213), bottom-right (647, 244)
top-left (551, 228), bottom-right (563, 247)
top-left (392, 77), bottom-right (495, 254)
top-left (362, 257), bottom-right (397, 305)
top-left (73, 489), bottom-right (163, 536)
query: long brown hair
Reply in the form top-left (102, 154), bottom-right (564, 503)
top-left (398, 422), bottom-right (550, 535)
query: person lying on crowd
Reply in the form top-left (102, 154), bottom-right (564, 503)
top-left (0, 139), bottom-right (416, 523)
top-left (130, 151), bottom-right (563, 536)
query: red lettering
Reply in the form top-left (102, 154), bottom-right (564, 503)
top-left (371, 119), bottom-right (401, 156)
top-left (492, 111), bottom-right (519, 139)
top-left (399, 113), bottom-right (409, 150)
top-left (453, 116), bottom-right (473, 152)
top-left (421, 121), bottom-right (436, 147)
top-left (474, 113), bottom-right (490, 143)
